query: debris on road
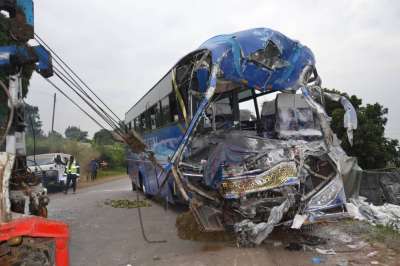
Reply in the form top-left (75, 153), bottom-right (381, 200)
top-left (367, 251), bottom-right (378, 257)
top-left (347, 241), bottom-right (368, 250)
top-left (104, 199), bottom-right (151, 209)
top-left (311, 256), bottom-right (324, 264)
top-left (285, 242), bottom-right (303, 251)
top-left (315, 247), bottom-right (336, 255)
top-left (346, 197), bottom-right (400, 231)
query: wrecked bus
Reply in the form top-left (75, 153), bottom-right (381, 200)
top-left (125, 28), bottom-right (359, 246)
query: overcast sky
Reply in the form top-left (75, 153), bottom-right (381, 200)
top-left (28, 0), bottom-right (400, 139)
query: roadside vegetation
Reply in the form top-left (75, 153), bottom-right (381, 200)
top-left (323, 88), bottom-right (400, 169)
top-left (24, 104), bottom-right (125, 178)
top-left (343, 219), bottom-right (400, 251)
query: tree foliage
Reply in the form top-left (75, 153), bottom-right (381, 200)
top-left (65, 126), bottom-right (88, 142)
top-left (93, 129), bottom-right (115, 145)
top-left (324, 88), bottom-right (400, 169)
top-left (24, 103), bottom-right (44, 137)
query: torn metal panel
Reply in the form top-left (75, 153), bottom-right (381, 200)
top-left (234, 190), bottom-right (295, 246)
top-left (324, 92), bottom-right (358, 145)
top-left (347, 197), bottom-right (400, 231)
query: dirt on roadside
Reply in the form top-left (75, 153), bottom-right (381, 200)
top-left (176, 211), bottom-right (234, 242)
top-left (175, 213), bottom-right (400, 266)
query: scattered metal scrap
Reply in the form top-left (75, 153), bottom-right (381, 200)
top-left (104, 199), bottom-right (151, 209)
top-left (346, 197), bottom-right (400, 231)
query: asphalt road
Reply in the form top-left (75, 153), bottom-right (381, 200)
top-left (47, 176), bottom-right (394, 266)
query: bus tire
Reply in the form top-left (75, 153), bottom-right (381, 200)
top-left (139, 172), bottom-right (151, 199)
top-left (131, 181), bottom-right (137, 191)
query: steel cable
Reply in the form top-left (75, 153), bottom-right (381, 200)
top-left (53, 70), bottom-right (121, 133)
top-left (135, 176), bottom-right (167, 244)
top-left (44, 78), bottom-right (106, 129)
top-left (51, 63), bottom-right (121, 127)
top-left (34, 33), bottom-right (122, 123)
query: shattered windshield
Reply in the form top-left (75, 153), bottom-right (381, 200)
top-left (249, 41), bottom-right (289, 70)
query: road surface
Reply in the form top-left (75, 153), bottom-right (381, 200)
top-left (48, 176), bottom-right (397, 266)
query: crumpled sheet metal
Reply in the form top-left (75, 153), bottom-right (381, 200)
top-left (324, 92), bottom-right (358, 145)
top-left (234, 197), bottom-right (293, 246)
top-left (346, 197), bottom-right (400, 231)
top-left (199, 28), bottom-right (316, 92)
top-left (306, 175), bottom-right (346, 212)
top-left (195, 130), bottom-right (327, 189)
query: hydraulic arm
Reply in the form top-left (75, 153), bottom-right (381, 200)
top-left (0, 1), bottom-right (69, 265)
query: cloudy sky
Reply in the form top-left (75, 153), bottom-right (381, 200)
top-left (28, 0), bottom-right (400, 139)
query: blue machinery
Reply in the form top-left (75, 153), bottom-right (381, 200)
top-left (0, 0), bottom-right (53, 222)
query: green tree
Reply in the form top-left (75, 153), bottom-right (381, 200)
top-left (65, 126), bottom-right (88, 142)
top-left (48, 130), bottom-right (63, 139)
top-left (24, 104), bottom-right (44, 138)
top-left (93, 129), bottom-right (115, 145)
top-left (324, 88), bottom-right (400, 169)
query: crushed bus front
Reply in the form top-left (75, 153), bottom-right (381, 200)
top-left (125, 28), bottom-right (360, 246)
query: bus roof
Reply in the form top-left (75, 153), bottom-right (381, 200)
top-left (125, 28), bottom-right (316, 121)
top-left (198, 28), bottom-right (315, 92)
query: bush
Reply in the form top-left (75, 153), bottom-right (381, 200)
top-left (26, 136), bottom-right (100, 176)
top-left (94, 143), bottom-right (125, 168)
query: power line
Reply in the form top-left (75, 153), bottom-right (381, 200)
top-left (34, 33), bottom-right (122, 123)
top-left (53, 69), bottom-right (120, 132)
top-left (44, 78), bottom-right (106, 130)
top-left (51, 61), bottom-right (121, 127)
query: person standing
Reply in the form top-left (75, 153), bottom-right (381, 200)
top-left (54, 154), bottom-right (67, 184)
top-left (89, 158), bottom-right (98, 181)
top-left (64, 155), bottom-right (78, 194)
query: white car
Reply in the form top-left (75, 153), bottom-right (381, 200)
top-left (27, 153), bottom-right (80, 188)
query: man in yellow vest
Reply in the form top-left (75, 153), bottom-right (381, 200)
top-left (64, 155), bottom-right (78, 194)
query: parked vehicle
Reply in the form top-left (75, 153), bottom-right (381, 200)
top-left (27, 153), bottom-right (80, 188)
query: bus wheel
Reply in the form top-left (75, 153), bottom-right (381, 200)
top-left (131, 181), bottom-right (137, 191)
top-left (142, 183), bottom-right (147, 195)
top-left (141, 181), bottom-right (152, 199)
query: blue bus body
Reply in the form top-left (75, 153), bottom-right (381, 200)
top-left (125, 28), bottom-right (357, 245)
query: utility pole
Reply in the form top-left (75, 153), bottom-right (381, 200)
top-left (51, 93), bottom-right (56, 133)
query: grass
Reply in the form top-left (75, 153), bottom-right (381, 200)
top-left (343, 219), bottom-right (400, 251)
top-left (365, 223), bottom-right (400, 249)
top-left (96, 167), bottom-right (126, 179)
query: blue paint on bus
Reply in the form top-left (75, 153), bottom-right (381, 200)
top-left (126, 28), bottom-right (316, 202)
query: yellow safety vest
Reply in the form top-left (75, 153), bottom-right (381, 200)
top-left (66, 162), bottom-right (78, 174)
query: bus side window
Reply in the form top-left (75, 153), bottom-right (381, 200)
top-left (156, 102), bottom-right (162, 128)
top-left (149, 104), bottom-right (160, 130)
top-left (145, 110), bottom-right (151, 131)
top-left (140, 113), bottom-right (146, 132)
top-left (161, 96), bottom-right (171, 125)
top-left (169, 93), bottom-right (179, 122)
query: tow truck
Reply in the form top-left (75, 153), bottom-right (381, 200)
top-left (0, 1), bottom-right (69, 265)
